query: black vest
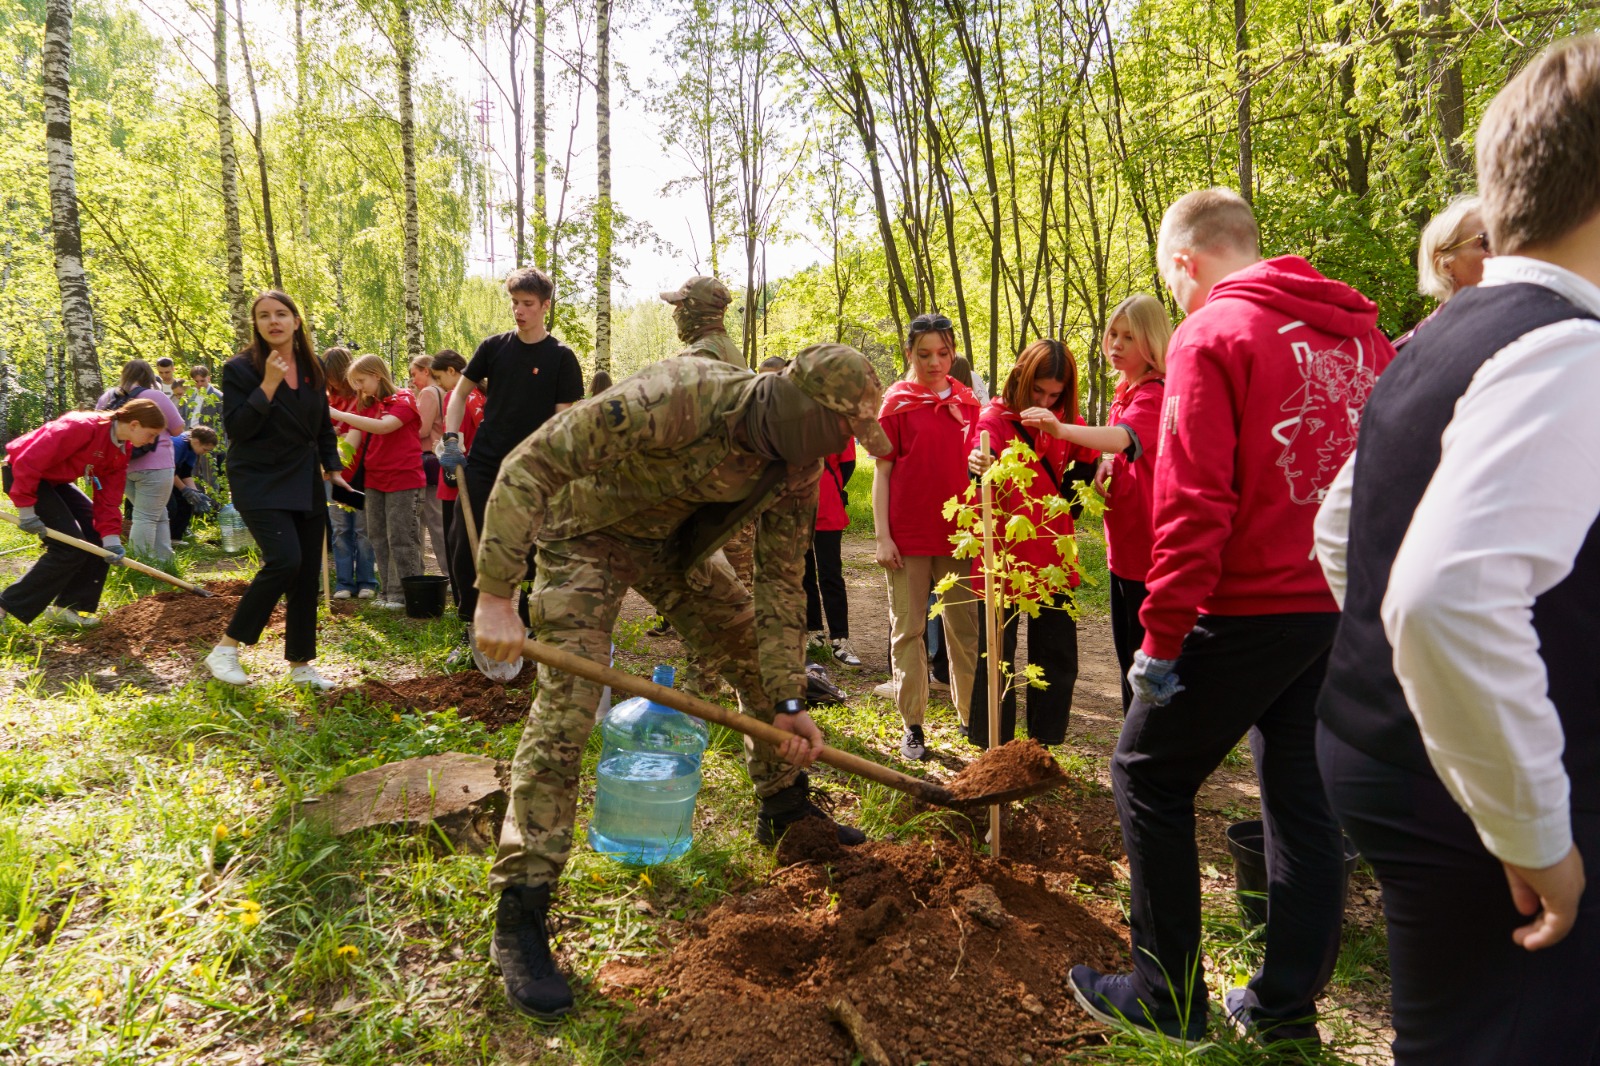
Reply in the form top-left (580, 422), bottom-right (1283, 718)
top-left (1317, 283), bottom-right (1600, 809)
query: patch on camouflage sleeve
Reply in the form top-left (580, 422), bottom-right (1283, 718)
top-left (601, 397), bottom-right (633, 432)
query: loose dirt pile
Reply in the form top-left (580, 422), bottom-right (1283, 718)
top-left (325, 667), bottom-right (537, 731)
top-left (49, 580), bottom-right (261, 669)
top-left (610, 794), bottom-right (1130, 1066)
top-left (946, 738), bottom-right (1066, 800)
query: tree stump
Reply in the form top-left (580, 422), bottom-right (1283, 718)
top-left (300, 753), bottom-right (509, 854)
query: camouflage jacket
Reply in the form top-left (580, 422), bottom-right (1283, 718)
top-left (478, 358), bottom-right (822, 702)
top-left (682, 331), bottom-right (743, 368)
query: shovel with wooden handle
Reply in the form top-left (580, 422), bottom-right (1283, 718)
top-left (518, 636), bottom-right (1069, 811)
top-left (454, 477), bottom-right (523, 682)
top-left (1, 511), bottom-right (214, 597)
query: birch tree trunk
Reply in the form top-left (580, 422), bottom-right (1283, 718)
top-left (533, 0), bottom-right (547, 268)
top-left (1234, 0), bottom-right (1252, 203)
top-left (295, 0), bottom-right (311, 241)
top-left (43, 0), bottom-right (103, 407)
top-left (396, 0), bottom-right (426, 363)
top-left (214, 0), bottom-right (249, 349)
top-left (235, 0), bottom-right (282, 289)
top-left (593, 0), bottom-right (613, 374)
top-left (507, 0), bottom-right (528, 266)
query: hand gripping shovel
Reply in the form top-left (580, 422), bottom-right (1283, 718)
top-left (454, 478), bottom-right (523, 682)
top-left (518, 636), bottom-right (1070, 811)
top-left (2, 511), bottom-right (214, 597)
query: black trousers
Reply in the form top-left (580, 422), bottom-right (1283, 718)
top-left (228, 507), bottom-right (323, 662)
top-left (802, 529), bottom-right (849, 638)
top-left (168, 489), bottom-right (193, 543)
top-left (450, 459), bottom-right (533, 627)
top-left (1109, 573), bottom-right (1148, 714)
top-left (1320, 726), bottom-right (1600, 1064)
top-left (968, 595), bottom-right (1077, 748)
top-left (441, 496), bottom-right (459, 606)
top-left (1113, 612), bottom-right (1344, 1023)
top-left (0, 469), bottom-right (109, 622)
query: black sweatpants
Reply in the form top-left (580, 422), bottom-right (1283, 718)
top-left (227, 507), bottom-right (323, 662)
top-left (803, 529), bottom-right (849, 638)
top-left (0, 469), bottom-right (109, 622)
top-left (451, 459), bottom-right (533, 628)
top-left (168, 489), bottom-right (194, 543)
top-left (1109, 573), bottom-right (1148, 714)
top-left (1320, 725), bottom-right (1600, 1064)
top-left (1114, 612), bottom-right (1344, 1024)
top-left (968, 595), bottom-right (1077, 748)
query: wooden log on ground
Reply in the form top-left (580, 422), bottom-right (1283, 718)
top-left (298, 753), bottom-right (509, 853)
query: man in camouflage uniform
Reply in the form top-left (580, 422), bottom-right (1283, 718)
top-left (657, 275), bottom-right (754, 653)
top-left (473, 343), bottom-right (892, 1021)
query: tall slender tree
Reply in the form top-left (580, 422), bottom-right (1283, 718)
top-left (395, 0), bottom-right (426, 362)
top-left (234, 0), bottom-right (282, 289)
top-left (533, 0), bottom-right (548, 267)
top-left (42, 0), bottom-right (102, 406)
top-left (213, 0), bottom-right (248, 348)
top-left (593, 0), bottom-right (613, 373)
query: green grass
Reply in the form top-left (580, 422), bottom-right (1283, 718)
top-left (0, 519), bottom-right (1384, 1064)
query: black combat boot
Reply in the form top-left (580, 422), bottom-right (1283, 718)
top-left (491, 884), bottom-right (574, 1021)
top-left (755, 772), bottom-right (868, 847)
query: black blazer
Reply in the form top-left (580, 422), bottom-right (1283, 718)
top-left (222, 352), bottom-right (341, 512)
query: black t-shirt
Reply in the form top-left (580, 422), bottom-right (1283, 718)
top-left (463, 331), bottom-right (585, 469)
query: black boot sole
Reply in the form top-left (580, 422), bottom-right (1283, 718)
top-left (490, 941), bottom-right (575, 1022)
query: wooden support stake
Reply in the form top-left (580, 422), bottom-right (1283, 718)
top-left (321, 536), bottom-right (332, 612)
top-left (978, 429), bottom-right (1002, 859)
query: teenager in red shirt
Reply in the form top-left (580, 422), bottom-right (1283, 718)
top-left (874, 312), bottom-right (981, 761)
top-left (965, 340), bottom-right (1098, 749)
top-left (1069, 189), bottom-right (1395, 1046)
top-left (804, 438), bottom-right (859, 667)
top-left (1, 401), bottom-right (163, 627)
top-left (330, 355), bottom-right (426, 609)
top-left (426, 349), bottom-right (483, 609)
top-left (321, 347), bottom-right (378, 600)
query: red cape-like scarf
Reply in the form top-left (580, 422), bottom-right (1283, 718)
top-left (878, 378), bottom-right (981, 428)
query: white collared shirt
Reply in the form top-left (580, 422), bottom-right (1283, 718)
top-left (1366, 256), bottom-right (1600, 869)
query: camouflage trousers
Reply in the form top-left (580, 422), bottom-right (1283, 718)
top-left (489, 529), bottom-right (803, 891)
top-left (683, 521), bottom-right (755, 698)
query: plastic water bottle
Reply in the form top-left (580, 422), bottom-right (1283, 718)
top-left (588, 665), bottom-right (709, 865)
top-left (218, 503), bottom-right (247, 553)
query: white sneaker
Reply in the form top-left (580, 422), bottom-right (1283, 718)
top-left (378, 599), bottom-right (406, 610)
top-left (288, 664), bottom-right (336, 691)
top-left (872, 678), bottom-right (899, 699)
top-left (357, 588), bottom-right (377, 600)
top-left (831, 637), bottom-right (862, 668)
top-left (333, 589), bottom-right (353, 600)
top-left (43, 606), bottom-right (100, 628)
top-left (205, 646), bottom-right (249, 686)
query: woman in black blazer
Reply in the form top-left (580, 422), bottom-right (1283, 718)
top-left (203, 290), bottom-right (349, 689)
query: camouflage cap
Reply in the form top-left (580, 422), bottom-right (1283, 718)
top-left (785, 343), bottom-right (893, 459)
top-left (659, 276), bottom-right (732, 309)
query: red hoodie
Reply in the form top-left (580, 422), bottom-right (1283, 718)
top-left (4, 411), bottom-right (131, 538)
top-left (1139, 255), bottom-right (1395, 659)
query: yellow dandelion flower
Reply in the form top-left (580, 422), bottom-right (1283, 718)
top-left (391, 713), bottom-right (401, 723)
top-left (239, 910), bottom-right (261, 927)
top-left (293, 1008), bottom-right (316, 1024)
top-left (250, 777), bottom-right (266, 791)
top-left (238, 827), bottom-right (254, 840)
top-left (335, 945), bottom-right (360, 960)
top-left (191, 963), bottom-right (206, 978)
top-left (638, 871), bottom-right (652, 888)
top-left (86, 988), bottom-right (104, 1007)
top-left (53, 862), bottom-right (72, 879)
top-left (212, 823), bottom-right (229, 841)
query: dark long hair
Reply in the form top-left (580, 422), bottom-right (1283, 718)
top-left (1001, 339), bottom-right (1077, 421)
top-left (118, 359), bottom-right (156, 392)
top-left (244, 290), bottom-right (325, 390)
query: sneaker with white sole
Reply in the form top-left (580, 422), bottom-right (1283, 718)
top-left (357, 588), bottom-right (377, 600)
top-left (204, 646), bottom-right (249, 686)
top-left (831, 637), bottom-right (862, 668)
top-left (43, 605), bottom-right (100, 628)
top-left (288, 664), bottom-right (336, 691)
top-left (900, 724), bottom-right (928, 761)
top-left (378, 598), bottom-right (406, 610)
top-left (333, 589), bottom-right (353, 600)
top-left (1069, 965), bottom-right (1206, 1046)
top-left (872, 678), bottom-right (899, 700)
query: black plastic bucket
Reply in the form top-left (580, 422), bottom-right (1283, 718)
top-left (400, 574), bottom-right (450, 619)
top-left (1225, 819), bottom-right (1360, 928)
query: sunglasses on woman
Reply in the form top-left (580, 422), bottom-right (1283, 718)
top-left (1442, 231), bottom-right (1491, 255)
top-left (908, 313), bottom-right (953, 334)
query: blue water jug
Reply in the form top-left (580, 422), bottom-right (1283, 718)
top-left (588, 665), bottom-right (710, 865)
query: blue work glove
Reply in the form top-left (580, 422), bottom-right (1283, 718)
top-left (439, 434), bottom-right (467, 471)
top-left (16, 507), bottom-right (47, 538)
top-left (101, 535), bottom-right (126, 562)
top-left (1129, 649), bottom-right (1183, 707)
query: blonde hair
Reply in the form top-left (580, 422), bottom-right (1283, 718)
top-left (1104, 294), bottom-right (1172, 378)
top-left (1416, 195), bottom-right (1483, 302)
top-left (347, 354), bottom-right (398, 406)
top-left (1158, 187), bottom-right (1259, 260)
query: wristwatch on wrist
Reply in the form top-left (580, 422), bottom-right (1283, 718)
top-left (774, 698), bottom-right (805, 716)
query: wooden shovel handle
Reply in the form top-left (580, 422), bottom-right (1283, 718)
top-left (0, 510), bottom-right (212, 596)
top-left (519, 636), bottom-right (959, 808)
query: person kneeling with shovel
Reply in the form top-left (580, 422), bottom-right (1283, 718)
top-left (1, 399), bottom-right (165, 628)
top-left (473, 344), bottom-right (891, 1021)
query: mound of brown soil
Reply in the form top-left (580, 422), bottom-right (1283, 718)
top-left (53, 580), bottom-right (263, 665)
top-left (325, 668), bottom-right (537, 731)
top-left (616, 805), bottom-right (1130, 1066)
top-left (946, 738), bottom-right (1065, 800)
